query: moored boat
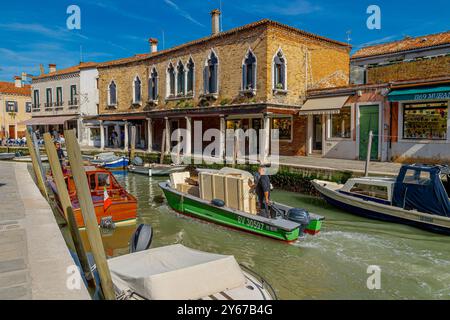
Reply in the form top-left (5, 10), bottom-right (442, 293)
top-left (312, 164), bottom-right (450, 235)
top-left (109, 244), bottom-right (277, 300)
top-left (89, 152), bottom-right (129, 170)
top-left (47, 166), bottom-right (137, 228)
top-left (159, 169), bottom-right (324, 242)
top-left (128, 164), bottom-right (187, 177)
top-left (0, 153), bottom-right (16, 160)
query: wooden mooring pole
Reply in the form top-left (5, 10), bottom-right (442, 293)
top-left (43, 133), bottom-right (94, 286)
top-left (364, 130), bottom-right (373, 177)
top-left (64, 129), bottom-right (116, 300)
top-left (130, 126), bottom-right (136, 161)
top-left (160, 129), bottom-right (166, 164)
top-left (25, 129), bottom-right (48, 200)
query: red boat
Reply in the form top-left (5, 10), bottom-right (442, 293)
top-left (48, 166), bottom-right (137, 228)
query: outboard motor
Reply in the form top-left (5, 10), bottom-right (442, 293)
top-left (129, 224), bottom-right (153, 253)
top-left (132, 156), bottom-right (144, 166)
top-left (287, 208), bottom-right (311, 231)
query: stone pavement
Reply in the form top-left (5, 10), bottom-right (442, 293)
top-left (276, 155), bottom-right (402, 176)
top-left (0, 162), bottom-right (90, 300)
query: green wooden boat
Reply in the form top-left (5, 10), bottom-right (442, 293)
top-left (159, 181), bottom-right (324, 242)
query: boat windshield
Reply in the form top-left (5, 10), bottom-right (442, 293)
top-left (441, 174), bottom-right (450, 199)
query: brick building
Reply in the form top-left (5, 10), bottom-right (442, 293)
top-left (351, 30), bottom-right (450, 85)
top-left (303, 31), bottom-right (450, 163)
top-left (0, 77), bottom-right (32, 139)
top-left (94, 10), bottom-right (350, 158)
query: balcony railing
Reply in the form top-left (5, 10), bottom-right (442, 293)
top-left (68, 99), bottom-right (79, 109)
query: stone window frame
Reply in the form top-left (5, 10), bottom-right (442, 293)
top-left (270, 115), bottom-right (293, 142)
top-left (176, 60), bottom-right (186, 97)
top-left (55, 86), bottom-right (63, 107)
top-left (241, 48), bottom-right (257, 96)
top-left (108, 80), bottom-right (118, 107)
top-left (166, 61), bottom-right (176, 98)
top-left (45, 87), bottom-right (53, 109)
top-left (132, 75), bottom-right (142, 105)
top-left (33, 89), bottom-right (40, 110)
top-left (272, 48), bottom-right (288, 94)
top-left (69, 84), bottom-right (77, 107)
top-left (327, 105), bottom-right (354, 141)
top-left (203, 49), bottom-right (219, 97)
top-left (186, 56), bottom-right (195, 97)
top-left (148, 66), bottom-right (159, 102)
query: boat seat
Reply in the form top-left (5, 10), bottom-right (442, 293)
top-left (170, 172), bottom-right (190, 189)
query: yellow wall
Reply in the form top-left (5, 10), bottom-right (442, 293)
top-left (0, 93), bottom-right (32, 138)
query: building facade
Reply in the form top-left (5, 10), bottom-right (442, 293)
top-left (351, 31), bottom-right (450, 85)
top-left (95, 11), bottom-right (350, 157)
top-left (0, 77), bottom-right (32, 139)
top-left (28, 62), bottom-right (98, 142)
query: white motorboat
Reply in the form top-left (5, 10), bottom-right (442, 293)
top-left (312, 164), bottom-right (450, 235)
top-left (109, 244), bottom-right (276, 300)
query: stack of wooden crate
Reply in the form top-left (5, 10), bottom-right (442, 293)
top-left (199, 172), bottom-right (257, 215)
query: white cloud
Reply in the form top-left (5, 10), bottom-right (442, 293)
top-left (239, 0), bottom-right (321, 16)
top-left (163, 0), bottom-right (205, 27)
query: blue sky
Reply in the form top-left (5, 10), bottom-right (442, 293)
top-left (0, 0), bottom-right (448, 81)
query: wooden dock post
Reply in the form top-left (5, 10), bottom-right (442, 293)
top-left (364, 131), bottom-right (373, 177)
top-left (130, 126), bottom-right (136, 161)
top-left (43, 133), bottom-right (94, 286)
top-left (25, 129), bottom-right (48, 200)
top-left (160, 129), bottom-right (166, 164)
top-left (64, 129), bottom-right (116, 300)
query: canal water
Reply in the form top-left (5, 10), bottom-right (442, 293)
top-left (82, 172), bottom-right (450, 300)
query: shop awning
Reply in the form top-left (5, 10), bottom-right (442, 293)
top-left (388, 85), bottom-right (450, 102)
top-left (19, 115), bottom-right (78, 126)
top-left (299, 96), bottom-right (350, 115)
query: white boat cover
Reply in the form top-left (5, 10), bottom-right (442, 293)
top-left (108, 244), bottom-right (246, 300)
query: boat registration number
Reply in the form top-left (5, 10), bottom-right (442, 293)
top-left (237, 216), bottom-right (265, 230)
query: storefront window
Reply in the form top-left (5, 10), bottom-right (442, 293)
top-left (271, 117), bottom-right (292, 140)
top-left (331, 106), bottom-right (351, 138)
top-left (403, 102), bottom-right (448, 140)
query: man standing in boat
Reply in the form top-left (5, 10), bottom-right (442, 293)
top-left (253, 166), bottom-right (272, 218)
top-left (55, 141), bottom-right (65, 167)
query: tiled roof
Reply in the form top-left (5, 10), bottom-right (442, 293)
top-left (0, 81), bottom-right (31, 96)
top-left (33, 62), bottom-right (97, 80)
top-left (352, 30), bottom-right (450, 59)
top-left (98, 19), bottom-right (350, 68)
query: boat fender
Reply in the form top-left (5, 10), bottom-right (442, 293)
top-left (287, 208), bottom-right (311, 228)
top-left (129, 224), bottom-right (153, 253)
top-left (211, 199), bottom-right (225, 207)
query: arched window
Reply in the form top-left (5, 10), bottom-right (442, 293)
top-left (108, 81), bottom-right (117, 106)
top-left (167, 63), bottom-right (175, 97)
top-left (176, 61), bottom-right (185, 96)
top-left (187, 58), bottom-right (195, 95)
top-left (133, 76), bottom-right (141, 103)
top-left (242, 50), bottom-right (257, 91)
top-left (148, 67), bottom-right (158, 101)
top-left (273, 50), bottom-right (287, 90)
top-left (204, 51), bottom-right (218, 94)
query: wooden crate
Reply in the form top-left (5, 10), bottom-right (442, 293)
top-left (177, 183), bottom-right (200, 197)
top-left (199, 172), bottom-right (214, 201)
top-left (212, 174), bottom-right (227, 202)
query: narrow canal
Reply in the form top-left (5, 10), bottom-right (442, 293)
top-left (81, 172), bottom-right (450, 300)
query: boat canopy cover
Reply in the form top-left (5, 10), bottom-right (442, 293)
top-left (108, 244), bottom-right (246, 300)
top-left (392, 165), bottom-right (450, 217)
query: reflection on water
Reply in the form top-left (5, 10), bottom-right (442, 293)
top-left (80, 172), bottom-right (450, 300)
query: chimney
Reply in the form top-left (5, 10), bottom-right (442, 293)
top-left (49, 64), bottom-right (56, 73)
top-left (39, 64), bottom-right (45, 75)
top-left (14, 76), bottom-right (22, 88)
top-left (211, 9), bottom-right (221, 35)
top-left (149, 38), bottom-right (158, 53)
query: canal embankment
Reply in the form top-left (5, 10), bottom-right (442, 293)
top-left (0, 162), bottom-right (90, 300)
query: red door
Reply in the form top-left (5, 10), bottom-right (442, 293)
top-left (9, 125), bottom-right (16, 139)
